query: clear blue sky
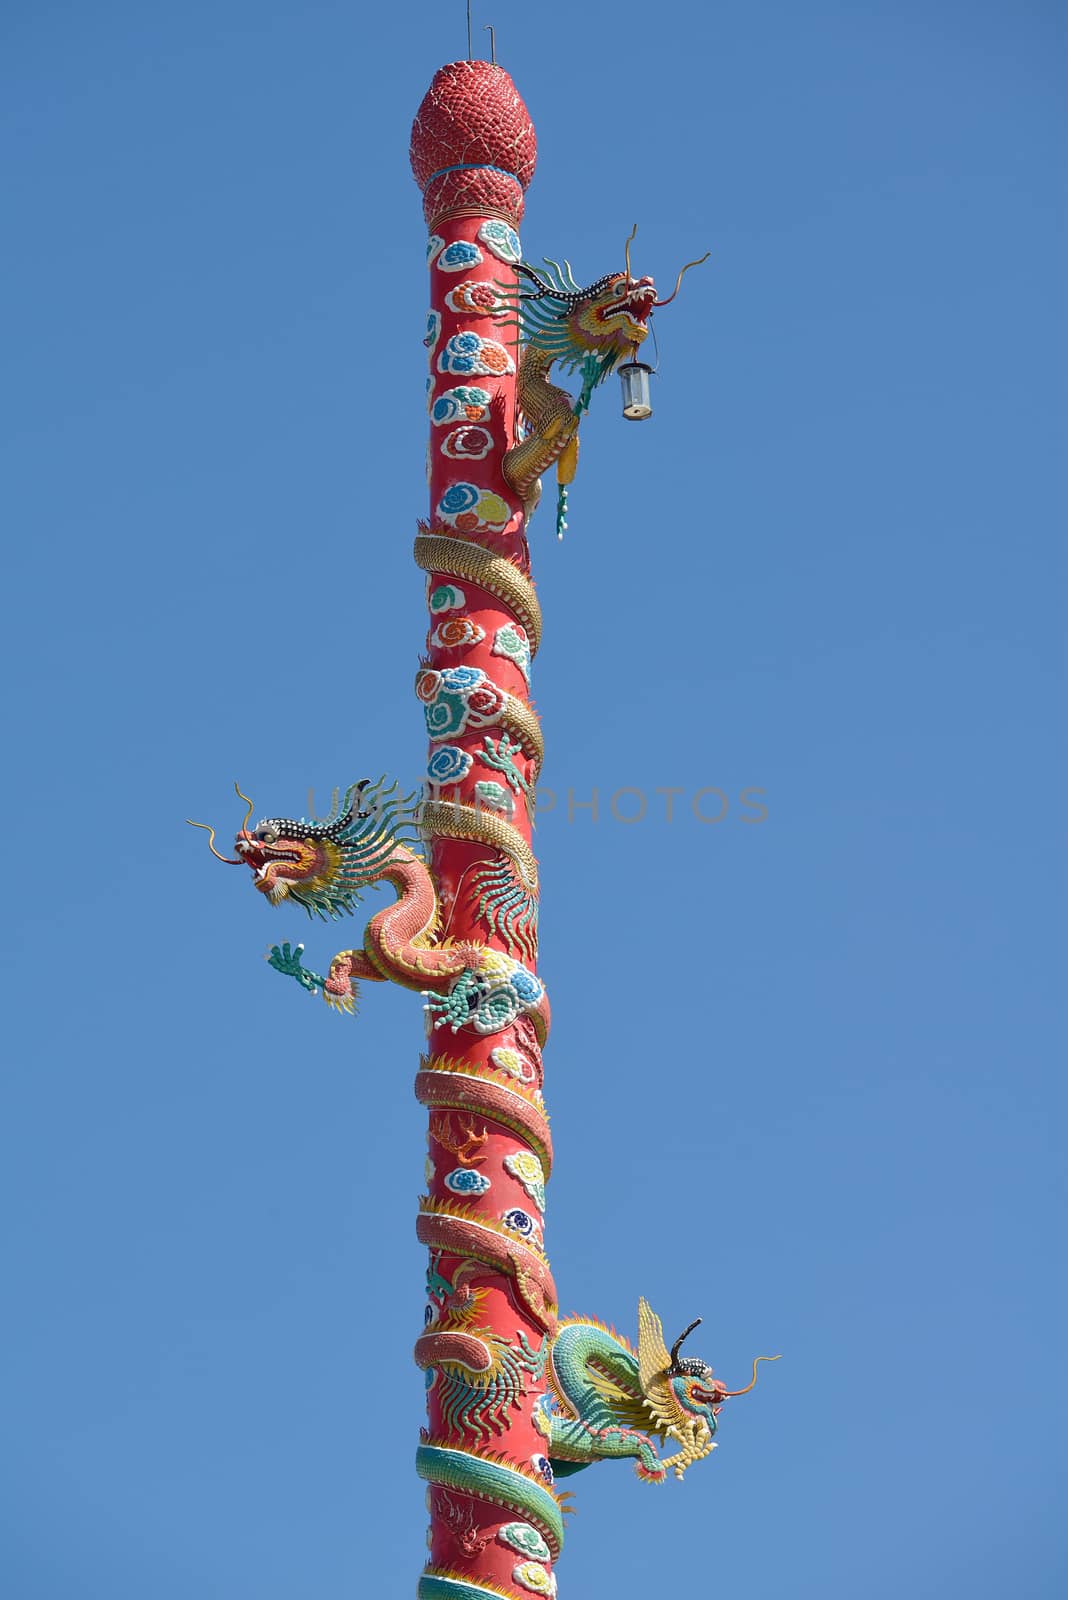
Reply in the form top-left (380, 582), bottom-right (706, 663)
top-left (3, 2), bottom-right (1065, 1595)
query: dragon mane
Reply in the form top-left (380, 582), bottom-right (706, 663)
top-left (495, 258), bottom-right (637, 389)
top-left (256, 777), bottom-right (421, 921)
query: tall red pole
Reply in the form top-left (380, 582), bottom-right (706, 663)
top-left (194, 52), bottom-right (772, 1600)
top-left (410, 61), bottom-right (562, 1600)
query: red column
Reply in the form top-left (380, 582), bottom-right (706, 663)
top-left (410, 63), bottom-right (562, 1600)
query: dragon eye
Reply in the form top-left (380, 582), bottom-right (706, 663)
top-left (254, 826), bottom-right (279, 845)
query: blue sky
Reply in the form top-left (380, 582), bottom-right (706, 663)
top-left (2, 2), bottom-right (1065, 1594)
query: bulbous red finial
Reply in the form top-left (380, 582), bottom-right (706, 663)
top-left (410, 60), bottom-right (536, 229)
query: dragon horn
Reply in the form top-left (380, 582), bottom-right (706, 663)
top-left (652, 252), bottom-right (711, 307)
top-left (721, 1354), bottom-right (782, 1398)
top-left (185, 819), bottom-right (243, 864)
top-left (624, 223), bottom-right (637, 285)
top-left (668, 1317), bottom-right (703, 1371)
top-left (338, 777), bottom-right (372, 821)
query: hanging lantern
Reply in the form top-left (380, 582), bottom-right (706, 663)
top-left (619, 360), bottom-right (654, 420)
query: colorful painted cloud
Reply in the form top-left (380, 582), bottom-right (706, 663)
top-left (437, 239), bottom-right (483, 272)
top-left (431, 616), bottom-right (485, 649)
top-left (437, 481), bottom-right (513, 534)
top-left (492, 621), bottom-right (532, 686)
top-left (445, 280), bottom-right (502, 316)
top-left (431, 386), bottom-right (492, 425)
top-left (428, 582), bottom-right (466, 613)
top-left (427, 745), bottom-right (473, 783)
top-left (437, 333), bottom-right (514, 378)
top-left (478, 219), bottom-right (523, 265)
top-left (444, 1168), bottom-right (491, 1196)
top-left (441, 425), bottom-right (493, 461)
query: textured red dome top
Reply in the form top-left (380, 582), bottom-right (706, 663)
top-left (411, 60), bottom-right (536, 189)
top-left (411, 60), bottom-right (536, 228)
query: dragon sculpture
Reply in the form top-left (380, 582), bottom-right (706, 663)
top-left (189, 777), bottom-right (778, 1502)
top-left (416, 1261), bottom-right (776, 1485)
top-left (498, 229), bottom-right (709, 536)
top-left (544, 1302), bottom-right (777, 1484)
top-left (415, 1268), bottom-right (777, 1565)
top-left (188, 777), bottom-right (549, 1043)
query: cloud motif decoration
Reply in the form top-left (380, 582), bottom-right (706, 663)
top-left (438, 239), bottom-right (483, 272)
top-left (438, 333), bottom-right (514, 378)
top-left (431, 616), bottom-right (485, 649)
top-left (445, 280), bottom-right (502, 316)
top-left (415, 665), bottom-right (507, 740)
top-left (512, 1560), bottom-right (556, 1597)
top-left (424, 694), bottom-right (468, 740)
top-left (441, 424), bottom-right (493, 461)
top-left (437, 666), bottom-right (483, 691)
top-left (438, 480), bottom-right (513, 534)
top-left (478, 219), bottom-right (523, 265)
top-left (428, 582), bottom-right (466, 613)
top-left (427, 745), bottom-right (473, 784)
top-left (498, 1523), bottom-right (552, 1563)
top-left (508, 969), bottom-right (544, 1007)
top-left (490, 1046), bottom-right (537, 1084)
top-left (424, 310), bottom-right (441, 350)
top-left (531, 1393), bottom-right (555, 1441)
top-left (437, 482), bottom-right (478, 518)
top-left (427, 234), bottom-right (445, 264)
top-left (504, 1150), bottom-right (546, 1213)
top-left (502, 1206), bottom-right (539, 1241)
top-left (475, 780), bottom-right (514, 818)
top-left (492, 621), bottom-right (532, 686)
top-left (444, 1168), bottom-right (491, 1196)
top-left (432, 386), bottom-right (492, 425)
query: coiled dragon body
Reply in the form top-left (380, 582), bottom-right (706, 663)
top-left (498, 260), bottom-right (657, 536)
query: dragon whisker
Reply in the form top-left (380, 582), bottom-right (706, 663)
top-left (653, 252), bottom-right (711, 307)
top-left (185, 819), bottom-right (243, 864)
top-left (721, 1354), bottom-right (782, 1398)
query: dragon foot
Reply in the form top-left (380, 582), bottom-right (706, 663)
top-left (266, 941), bottom-right (324, 995)
top-left (323, 953), bottom-right (359, 1015)
top-left (323, 986), bottom-right (357, 1015)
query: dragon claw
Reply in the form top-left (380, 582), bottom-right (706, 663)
top-left (267, 941), bottom-right (323, 994)
top-left (323, 990), bottom-right (356, 1016)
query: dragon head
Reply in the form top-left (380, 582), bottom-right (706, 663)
top-left (666, 1317), bottom-right (730, 1433)
top-left (665, 1316), bottom-right (780, 1435)
top-left (188, 777), bottom-right (419, 920)
top-left (567, 271), bottom-right (656, 360)
top-left (506, 227), bottom-right (709, 384)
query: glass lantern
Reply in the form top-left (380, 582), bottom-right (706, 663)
top-left (619, 361), bottom-right (653, 420)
